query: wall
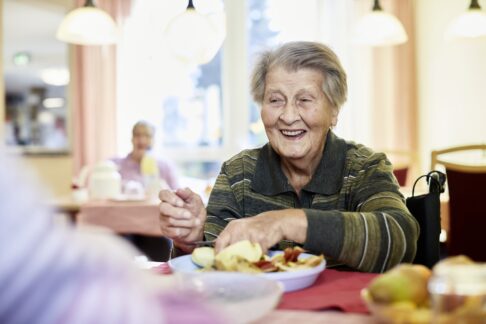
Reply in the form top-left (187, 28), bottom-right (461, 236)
top-left (415, 0), bottom-right (486, 172)
top-left (22, 155), bottom-right (73, 196)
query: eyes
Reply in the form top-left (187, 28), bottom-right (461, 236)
top-left (267, 96), bottom-right (314, 106)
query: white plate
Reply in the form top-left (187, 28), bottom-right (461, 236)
top-left (169, 250), bottom-right (326, 292)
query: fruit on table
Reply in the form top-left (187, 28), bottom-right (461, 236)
top-left (432, 255), bottom-right (474, 273)
top-left (368, 264), bottom-right (431, 306)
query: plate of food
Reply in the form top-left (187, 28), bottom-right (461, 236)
top-left (169, 240), bottom-right (326, 292)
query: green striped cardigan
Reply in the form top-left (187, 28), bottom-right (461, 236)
top-left (205, 131), bottom-right (419, 273)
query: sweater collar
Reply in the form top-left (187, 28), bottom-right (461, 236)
top-left (251, 131), bottom-right (346, 196)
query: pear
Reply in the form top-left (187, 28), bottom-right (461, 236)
top-left (368, 264), bottom-right (430, 306)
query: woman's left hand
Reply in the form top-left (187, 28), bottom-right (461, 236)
top-left (214, 209), bottom-right (308, 253)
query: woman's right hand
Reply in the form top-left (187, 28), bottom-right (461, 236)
top-left (158, 187), bottom-right (206, 252)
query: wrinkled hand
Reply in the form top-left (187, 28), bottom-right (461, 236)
top-left (215, 209), bottom-right (308, 253)
top-left (159, 187), bottom-right (206, 252)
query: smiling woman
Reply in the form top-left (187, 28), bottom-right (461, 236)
top-left (158, 41), bottom-right (420, 274)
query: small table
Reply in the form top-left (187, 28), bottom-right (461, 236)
top-left (49, 195), bottom-right (162, 236)
top-left (77, 199), bottom-right (162, 236)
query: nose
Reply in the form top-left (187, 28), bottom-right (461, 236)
top-left (279, 101), bottom-right (300, 124)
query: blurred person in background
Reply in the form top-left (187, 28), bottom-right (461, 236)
top-left (112, 120), bottom-right (180, 262)
top-left (0, 152), bottom-right (223, 324)
top-left (158, 41), bottom-right (419, 273)
top-left (112, 120), bottom-right (179, 193)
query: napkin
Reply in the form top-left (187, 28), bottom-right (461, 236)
top-left (277, 269), bottom-right (377, 314)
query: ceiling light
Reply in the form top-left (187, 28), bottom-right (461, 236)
top-left (445, 0), bottom-right (486, 39)
top-left (43, 98), bottom-right (65, 109)
top-left (164, 0), bottom-right (226, 65)
top-left (56, 0), bottom-right (118, 45)
top-left (41, 68), bottom-right (70, 86)
top-left (354, 0), bottom-right (408, 46)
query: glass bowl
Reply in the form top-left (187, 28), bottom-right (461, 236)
top-left (175, 272), bottom-right (283, 323)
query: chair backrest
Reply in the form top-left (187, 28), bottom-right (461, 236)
top-left (431, 144), bottom-right (486, 262)
top-left (393, 167), bottom-right (409, 187)
top-left (382, 150), bottom-right (416, 187)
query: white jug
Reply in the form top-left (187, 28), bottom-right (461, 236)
top-left (88, 160), bottom-right (122, 199)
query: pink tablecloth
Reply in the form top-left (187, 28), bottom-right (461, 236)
top-left (77, 199), bottom-right (162, 236)
top-left (278, 269), bottom-right (377, 314)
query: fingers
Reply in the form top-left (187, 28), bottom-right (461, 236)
top-left (159, 189), bottom-right (184, 207)
top-left (175, 187), bottom-right (195, 201)
top-left (214, 232), bottom-right (232, 253)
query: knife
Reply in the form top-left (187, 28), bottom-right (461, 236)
top-left (190, 240), bottom-right (216, 247)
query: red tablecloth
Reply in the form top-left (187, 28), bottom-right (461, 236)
top-left (278, 269), bottom-right (377, 314)
top-left (153, 264), bottom-right (377, 314)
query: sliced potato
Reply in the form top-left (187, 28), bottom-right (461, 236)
top-left (191, 246), bottom-right (215, 268)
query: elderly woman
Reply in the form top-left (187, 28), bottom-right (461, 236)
top-left (159, 41), bottom-right (419, 273)
top-left (112, 120), bottom-right (179, 190)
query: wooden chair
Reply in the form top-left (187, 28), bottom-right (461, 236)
top-left (431, 144), bottom-right (486, 262)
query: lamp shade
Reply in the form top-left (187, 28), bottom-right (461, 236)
top-left (354, 10), bottom-right (408, 46)
top-left (164, 5), bottom-right (226, 65)
top-left (445, 8), bottom-right (486, 39)
top-left (353, 0), bottom-right (408, 47)
top-left (56, 4), bottom-right (118, 45)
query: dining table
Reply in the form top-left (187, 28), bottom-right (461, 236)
top-left (149, 263), bottom-right (378, 323)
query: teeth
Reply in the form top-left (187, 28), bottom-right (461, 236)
top-left (281, 130), bottom-right (304, 136)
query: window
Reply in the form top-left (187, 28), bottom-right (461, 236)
top-left (117, 0), bottom-right (368, 178)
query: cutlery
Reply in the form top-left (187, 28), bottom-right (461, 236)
top-left (190, 240), bottom-right (216, 247)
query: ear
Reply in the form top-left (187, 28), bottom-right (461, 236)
top-left (331, 107), bottom-right (339, 127)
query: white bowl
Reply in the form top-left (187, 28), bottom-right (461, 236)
top-left (174, 272), bottom-right (283, 324)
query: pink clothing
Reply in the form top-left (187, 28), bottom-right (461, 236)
top-left (0, 154), bottom-right (223, 324)
top-left (112, 154), bottom-right (179, 190)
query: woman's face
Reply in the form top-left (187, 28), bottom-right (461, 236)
top-left (131, 125), bottom-right (153, 158)
top-left (261, 66), bottom-right (337, 165)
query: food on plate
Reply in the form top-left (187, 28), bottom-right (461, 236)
top-left (191, 240), bottom-right (324, 274)
top-left (214, 240), bottom-right (263, 271)
top-left (191, 246), bottom-right (215, 268)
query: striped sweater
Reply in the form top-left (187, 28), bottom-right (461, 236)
top-left (205, 131), bottom-right (419, 273)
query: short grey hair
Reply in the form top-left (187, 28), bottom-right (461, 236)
top-left (250, 41), bottom-right (347, 109)
top-left (132, 120), bottom-right (155, 137)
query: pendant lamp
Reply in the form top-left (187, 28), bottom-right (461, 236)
top-left (56, 0), bottom-right (118, 45)
top-left (354, 0), bottom-right (408, 46)
top-left (445, 0), bottom-right (486, 39)
top-left (164, 0), bottom-right (226, 65)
